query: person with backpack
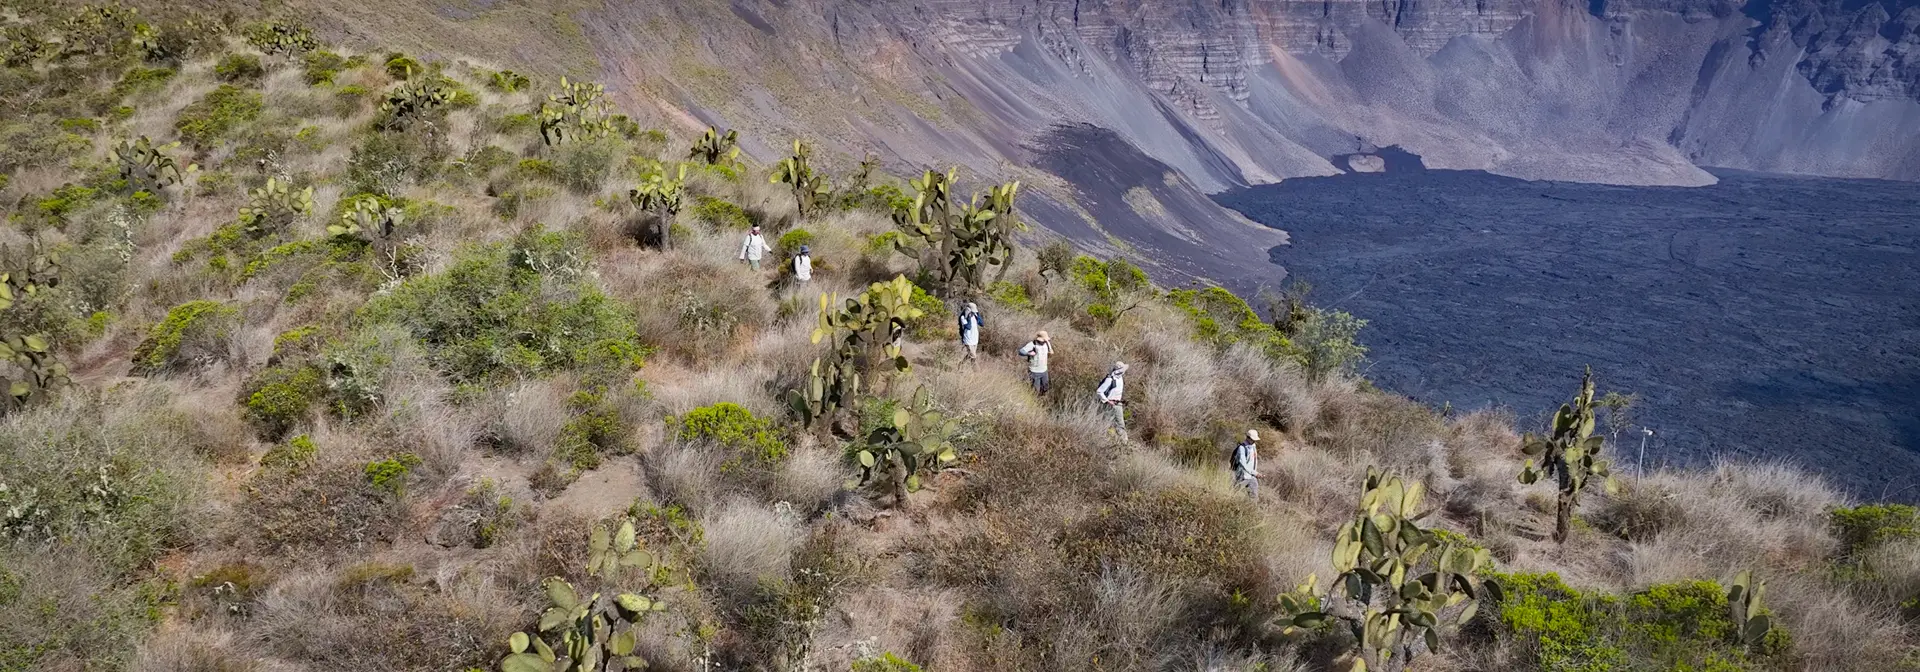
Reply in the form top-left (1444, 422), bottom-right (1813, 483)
top-left (1096, 361), bottom-right (1128, 436)
top-left (738, 225), bottom-right (771, 271)
top-left (1016, 330), bottom-right (1052, 395)
top-left (792, 245), bottom-right (813, 283)
top-left (1232, 429), bottom-right (1262, 501)
top-left (957, 301), bottom-right (984, 363)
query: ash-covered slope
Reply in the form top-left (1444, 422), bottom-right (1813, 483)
top-left (306, 0), bottom-right (1919, 279)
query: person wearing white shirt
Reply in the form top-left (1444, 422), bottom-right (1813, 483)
top-left (1096, 361), bottom-right (1128, 435)
top-left (792, 245), bottom-right (812, 282)
top-left (738, 225), bottom-right (770, 271)
top-left (1232, 430), bottom-right (1263, 501)
top-left (1016, 331), bottom-right (1052, 395)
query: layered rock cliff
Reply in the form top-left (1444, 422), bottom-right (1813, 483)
top-left (304, 0), bottom-right (1920, 280)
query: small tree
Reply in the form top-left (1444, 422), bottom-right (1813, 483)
top-left (627, 163), bottom-right (687, 250)
top-left (770, 139), bottom-right (832, 219)
top-left (686, 127), bottom-right (740, 166)
top-left (1274, 468), bottom-right (1502, 672)
top-left (1293, 307), bottom-right (1368, 382)
top-left (787, 276), bottom-right (923, 435)
top-left (539, 78), bottom-right (614, 146)
top-left (1519, 367), bottom-right (1618, 543)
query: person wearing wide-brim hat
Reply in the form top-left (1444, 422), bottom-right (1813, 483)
top-left (1016, 330), bottom-right (1052, 395)
top-left (956, 301), bottom-right (984, 364)
top-left (1096, 361), bottom-right (1129, 437)
top-left (1232, 429), bottom-right (1262, 501)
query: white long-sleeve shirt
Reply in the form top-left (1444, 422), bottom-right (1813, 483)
top-left (1232, 441), bottom-right (1260, 479)
top-left (1096, 373), bottom-right (1124, 403)
top-left (793, 254), bottom-right (812, 281)
top-left (739, 234), bottom-right (770, 261)
top-left (1016, 341), bottom-right (1051, 373)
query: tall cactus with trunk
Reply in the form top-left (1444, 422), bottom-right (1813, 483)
top-left (686, 127), bottom-right (740, 166)
top-left (539, 78), bottom-right (614, 146)
top-left (110, 136), bottom-right (190, 192)
top-left (770, 139), bottom-right (832, 218)
top-left (891, 169), bottom-right (1023, 296)
top-left (854, 385), bottom-right (959, 507)
top-left (498, 519), bottom-right (667, 672)
top-left (1518, 367), bottom-right (1617, 543)
top-left (787, 276), bottom-right (924, 434)
top-left (1273, 467), bottom-right (1502, 672)
top-left (379, 77), bottom-right (455, 132)
top-left (627, 163), bottom-right (687, 250)
top-left (1, 249), bottom-right (70, 411)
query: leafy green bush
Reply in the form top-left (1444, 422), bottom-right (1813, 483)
top-left (693, 195), bottom-right (753, 229)
top-left (776, 228), bottom-right (814, 258)
top-left (110, 66), bottom-right (176, 99)
top-left (1168, 286), bottom-right (1293, 359)
top-left (260, 433), bottom-right (318, 471)
top-left (382, 52), bottom-right (422, 79)
top-left (556, 389), bottom-right (629, 471)
top-left (174, 84), bottom-right (263, 149)
top-left (675, 402), bottom-right (786, 463)
top-left (986, 281), bottom-right (1032, 311)
top-left (1291, 307), bottom-right (1368, 381)
top-left (364, 453), bottom-right (422, 494)
top-left (302, 50), bottom-right (349, 85)
top-left (130, 300), bottom-right (235, 373)
top-left (551, 137), bottom-right (624, 193)
top-left (1492, 572), bottom-right (1791, 670)
top-left (1832, 504), bottom-right (1918, 556)
top-left (356, 227), bottom-right (639, 383)
top-left (851, 653), bottom-right (924, 672)
top-left (213, 53), bottom-right (264, 83)
top-left (242, 363), bottom-right (326, 440)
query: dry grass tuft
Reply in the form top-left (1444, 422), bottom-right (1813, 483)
top-left (699, 500), bottom-right (803, 596)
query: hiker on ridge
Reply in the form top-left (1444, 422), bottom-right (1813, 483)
top-left (738, 225), bottom-right (770, 271)
top-left (1017, 330), bottom-right (1052, 396)
top-left (1232, 429), bottom-right (1262, 501)
top-left (1097, 361), bottom-right (1128, 436)
top-left (957, 301), bottom-right (984, 363)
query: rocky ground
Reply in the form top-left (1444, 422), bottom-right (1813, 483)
top-left (1218, 168), bottom-right (1920, 501)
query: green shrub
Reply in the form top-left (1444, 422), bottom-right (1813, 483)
top-left (242, 364), bottom-right (326, 440)
top-left (364, 453), bottom-right (422, 494)
top-left (551, 137), bottom-right (623, 193)
top-left (174, 84), bottom-right (263, 149)
top-left (851, 653), bottom-right (923, 672)
top-left (776, 228), bottom-right (814, 258)
top-left (130, 300), bottom-right (236, 373)
top-left (110, 66), bottom-right (176, 99)
top-left (213, 53), bottom-right (265, 83)
top-left (1832, 504), bottom-right (1919, 556)
top-left (35, 183), bottom-right (98, 222)
top-left (1491, 572), bottom-right (1792, 670)
top-left (356, 227), bottom-right (639, 383)
top-left (56, 117), bottom-right (99, 133)
top-left (986, 281), bottom-right (1032, 311)
top-left (692, 195), bottom-right (753, 229)
top-left (1168, 286), bottom-right (1293, 360)
top-left (555, 389), bottom-right (629, 472)
top-left (907, 281), bottom-right (949, 339)
top-left (302, 50), bottom-right (348, 85)
top-left (674, 402), bottom-right (786, 464)
top-left (260, 434), bottom-right (318, 471)
top-left (382, 52), bottom-right (422, 79)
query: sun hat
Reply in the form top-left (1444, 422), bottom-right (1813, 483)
top-left (1246, 429), bottom-right (1260, 441)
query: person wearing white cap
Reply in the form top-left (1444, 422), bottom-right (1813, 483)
top-left (1096, 361), bottom-right (1128, 436)
top-left (738, 225), bottom-right (770, 271)
top-left (1016, 330), bottom-right (1052, 395)
top-left (1232, 429), bottom-right (1262, 501)
top-left (956, 301), bottom-right (984, 364)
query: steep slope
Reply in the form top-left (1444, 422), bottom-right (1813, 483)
top-left (277, 0), bottom-right (1920, 285)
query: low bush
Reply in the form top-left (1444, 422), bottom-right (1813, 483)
top-left (675, 402), bottom-right (786, 465)
top-left (1831, 504), bottom-right (1918, 557)
top-left (364, 452), bottom-right (422, 494)
top-left (775, 227), bottom-right (813, 258)
top-left (693, 195), bottom-right (753, 229)
top-left (131, 300), bottom-right (235, 373)
top-left (301, 50), bottom-right (349, 85)
top-left (174, 84), bottom-right (263, 150)
top-left (1491, 572), bottom-right (1792, 670)
top-left (260, 434), bottom-right (319, 472)
top-left (555, 388), bottom-right (629, 471)
top-left (213, 53), bottom-right (265, 83)
top-left (245, 459), bottom-right (402, 557)
top-left (1059, 486), bottom-right (1259, 582)
top-left (242, 363), bottom-right (326, 440)
top-left (356, 227), bottom-right (641, 383)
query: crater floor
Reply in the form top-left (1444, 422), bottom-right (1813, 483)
top-left (1217, 169), bottom-right (1920, 500)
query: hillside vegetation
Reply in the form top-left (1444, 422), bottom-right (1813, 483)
top-left (2, 5), bottom-right (1918, 672)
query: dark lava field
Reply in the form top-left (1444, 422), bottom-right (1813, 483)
top-left (1216, 168), bottom-right (1920, 500)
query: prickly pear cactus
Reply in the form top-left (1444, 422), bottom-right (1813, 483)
top-left (111, 136), bottom-right (192, 192)
top-left (686, 127), bottom-right (740, 166)
top-left (627, 162), bottom-right (687, 250)
top-left (329, 195), bottom-right (405, 242)
top-left (1273, 467), bottom-right (1502, 672)
top-left (770, 139), bottom-right (833, 218)
top-left (889, 169), bottom-right (1023, 295)
top-left (0, 249), bottom-right (70, 411)
top-left (498, 519), bottom-right (667, 672)
top-left (1518, 367), bottom-right (1616, 543)
top-left (237, 177), bottom-right (314, 236)
top-left (379, 78), bottom-right (456, 131)
top-left (787, 276), bottom-right (925, 433)
top-left (1728, 569), bottom-right (1781, 652)
top-left (853, 385), bottom-right (960, 506)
